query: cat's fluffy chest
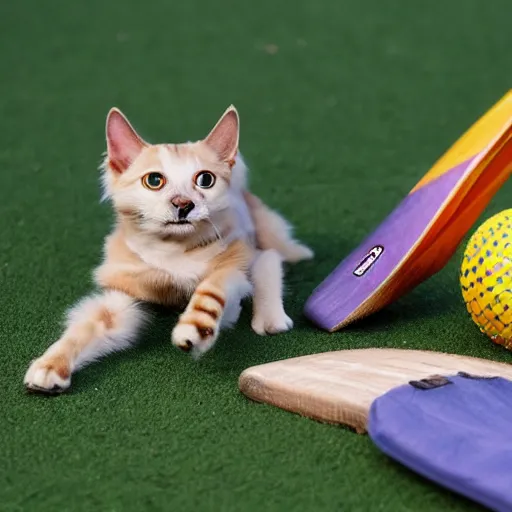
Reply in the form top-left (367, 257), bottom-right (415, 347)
top-left (125, 234), bottom-right (225, 282)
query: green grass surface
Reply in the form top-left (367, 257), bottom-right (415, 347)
top-left (1, 0), bottom-right (512, 510)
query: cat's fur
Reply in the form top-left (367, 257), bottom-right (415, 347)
top-left (24, 106), bottom-right (313, 394)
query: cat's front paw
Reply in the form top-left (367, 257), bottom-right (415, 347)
top-left (24, 355), bottom-right (71, 395)
top-left (251, 309), bottom-right (293, 335)
top-left (172, 322), bottom-right (219, 357)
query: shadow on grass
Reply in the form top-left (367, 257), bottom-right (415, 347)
top-left (345, 281), bottom-right (458, 334)
top-left (69, 303), bottom-right (180, 394)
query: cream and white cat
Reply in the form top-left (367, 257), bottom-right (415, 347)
top-left (24, 105), bottom-right (313, 394)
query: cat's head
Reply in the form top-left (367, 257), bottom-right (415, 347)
top-left (101, 106), bottom-right (241, 238)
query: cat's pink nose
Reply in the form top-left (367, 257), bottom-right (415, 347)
top-left (171, 196), bottom-right (193, 209)
top-left (171, 196), bottom-right (195, 219)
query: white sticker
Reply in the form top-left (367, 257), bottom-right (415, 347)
top-left (353, 245), bottom-right (384, 277)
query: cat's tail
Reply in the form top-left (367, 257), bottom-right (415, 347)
top-left (243, 190), bottom-right (313, 263)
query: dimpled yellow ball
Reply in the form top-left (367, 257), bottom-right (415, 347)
top-left (461, 209), bottom-right (512, 350)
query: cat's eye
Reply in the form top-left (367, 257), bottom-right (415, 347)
top-left (194, 171), bottom-right (216, 189)
top-left (142, 172), bottom-right (166, 191)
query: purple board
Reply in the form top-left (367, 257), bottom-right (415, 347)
top-left (368, 373), bottom-right (512, 511)
top-left (304, 155), bottom-right (480, 331)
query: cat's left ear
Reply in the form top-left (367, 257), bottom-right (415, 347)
top-left (204, 105), bottom-right (239, 165)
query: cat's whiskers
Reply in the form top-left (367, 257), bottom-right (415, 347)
top-left (205, 211), bottom-right (226, 248)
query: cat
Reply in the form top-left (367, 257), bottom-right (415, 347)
top-left (23, 105), bottom-right (313, 394)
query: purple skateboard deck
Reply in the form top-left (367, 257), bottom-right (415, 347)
top-left (369, 373), bottom-right (512, 511)
top-left (304, 91), bottom-right (512, 331)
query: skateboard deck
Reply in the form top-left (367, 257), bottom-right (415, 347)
top-left (304, 91), bottom-right (512, 331)
top-left (239, 348), bottom-right (512, 433)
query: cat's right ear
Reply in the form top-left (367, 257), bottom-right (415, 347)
top-left (105, 108), bottom-right (147, 173)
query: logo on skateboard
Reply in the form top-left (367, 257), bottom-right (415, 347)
top-left (353, 245), bottom-right (384, 276)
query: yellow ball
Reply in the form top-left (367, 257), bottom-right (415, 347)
top-left (460, 209), bottom-right (512, 350)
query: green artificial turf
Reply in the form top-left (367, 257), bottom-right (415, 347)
top-left (1, 0), bottom-right (512, 510)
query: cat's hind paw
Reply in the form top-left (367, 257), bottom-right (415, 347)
top-left (281, 243), bottom-right (314, 263)
top-left (24, 356), bottom-right (71, 395)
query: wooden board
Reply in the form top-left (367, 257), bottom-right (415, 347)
top-left (239, 349), bottom-right (512, 434)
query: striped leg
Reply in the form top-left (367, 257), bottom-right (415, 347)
top-left (171, 269), bottom-right (252, 356)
